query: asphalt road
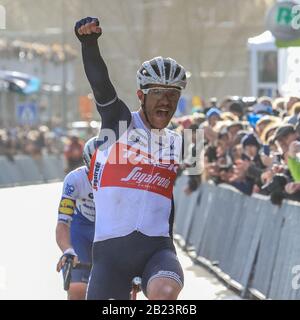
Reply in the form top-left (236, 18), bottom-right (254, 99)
top-left (0, 182), bottom-right (237, 300)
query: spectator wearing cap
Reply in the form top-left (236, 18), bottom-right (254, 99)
top-left (272, 97), bottom-right (286, 117)
top-left (290, 102), bottom-right (300, 116)
top-left (257, 96), bottom-right (273, 107)
top-left (220, 112), bottom-right (239, 122)
top-left (253, 102), bottom-right (273, 115)
top-left (260, 122), bottom-right (279, 145)
top-left (241, 133), bottom-right (261, 162)
top-left (274, 124), bottom-right (298, 154)
top-left (255, 115), bottom-right (278, 138)
top-left (286, 96), bottom-right (300, 115)
top-left (206, 107), bottom-right (221, 128)
top-left (230, 133), bottom-right (266, 194)
top-left (231, 129), bottom-right (248, 147)
top-left (227, 121), bottom-right (244, 145)
top-left (287, 102), bottom-right (300, 125)
top-left (266, 134), bottom-right (277, 153)
top-left (199, 108), bottom-right (221, 146)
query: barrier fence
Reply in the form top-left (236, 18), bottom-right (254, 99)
top-left (174, 175), bottom-right (300, 300)
top-left (0, 155), bottom-right (65, 187)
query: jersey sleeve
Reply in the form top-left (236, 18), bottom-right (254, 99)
top-left (57, 171), bottom-right (79, 225)
top-left (81, 42), bottom-right (131, 143)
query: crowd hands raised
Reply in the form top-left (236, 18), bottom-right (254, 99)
top-left (172, 95), bottom-right (300, 205)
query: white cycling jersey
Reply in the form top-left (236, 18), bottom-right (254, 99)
top-left (58, 166), bottom-right (95, 224)
top-left (89, 111), bottom-right (182, 242)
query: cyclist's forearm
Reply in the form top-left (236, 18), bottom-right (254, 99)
top-left (81, 42), bottom-right (131, 136)
top-left (82, 42), bottom-right (117, 107)
top-left (56, 223), bottom-right (72, 253)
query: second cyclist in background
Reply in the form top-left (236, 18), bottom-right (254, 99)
top-left (56, 136), bottom-right (98, 299)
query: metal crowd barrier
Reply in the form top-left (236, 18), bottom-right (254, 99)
top-left (173, 175), bottom-right (300, 300)
top-left (0, 155), bottom-right (65, 187)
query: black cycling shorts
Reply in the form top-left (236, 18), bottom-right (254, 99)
top-left (86, 231), bottom-right (184, 300)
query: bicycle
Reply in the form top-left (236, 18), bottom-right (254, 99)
top-left (62, 258), bottom-right (142, 300)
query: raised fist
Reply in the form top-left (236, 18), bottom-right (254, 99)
top-left (74, 17), bottom-right (102, 44)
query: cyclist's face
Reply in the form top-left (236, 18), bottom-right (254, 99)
top-left (138, 85), bottom-right (181, 129)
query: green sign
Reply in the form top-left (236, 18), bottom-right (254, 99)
top-left (266, 1), bottom-right (300, 46)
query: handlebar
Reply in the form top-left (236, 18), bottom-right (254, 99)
top-left (62, 260), bottom-right (92, 291)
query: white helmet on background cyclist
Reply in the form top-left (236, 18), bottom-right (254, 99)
top-left (137, 56), bottom-right (187, 90)
top-left (83, 136), bottom-right (98, 169)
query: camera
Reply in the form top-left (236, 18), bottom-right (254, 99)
top-left (261, 173), bottom-right (288, 206)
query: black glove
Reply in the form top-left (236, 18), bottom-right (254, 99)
top-left (74, 17), bottom-right (102, 45)
top-left (62, 255), bottom-right (74, 291)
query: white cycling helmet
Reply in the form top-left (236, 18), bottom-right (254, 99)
top-left (137, 56), bottom-right (187, 90)
top-left (83, 136), bottom-right (98, 169)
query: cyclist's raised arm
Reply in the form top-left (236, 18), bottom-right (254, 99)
top-left (75, 17), bottom-right (131, 135)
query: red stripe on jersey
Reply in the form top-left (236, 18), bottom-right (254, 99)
top-left (88, 150), bottom-right (98, 182)
top-left (100, 143), bottom-right (178, 199)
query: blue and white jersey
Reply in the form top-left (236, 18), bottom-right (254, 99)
top-left (58, 166), bottom-right (95, 224)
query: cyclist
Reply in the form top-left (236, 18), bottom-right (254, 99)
top-left (75, 16), bottom-right (187, 300)
top-left (56, 136), bottom-right (98, 300)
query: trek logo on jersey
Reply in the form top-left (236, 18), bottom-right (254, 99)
top-left (118, 143), bottom-right (178, 165)
top-left (121, 147), bottom-right (178, 172)
top-left (64, 183), bottom-right (75, 196)
top-left (58, 198), bottom-right (75, 215)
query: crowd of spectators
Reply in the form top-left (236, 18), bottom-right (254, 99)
top-left (173, 95), bottom-right (300, 205)
top-left (0, 123), bottom-right (97, 173)
top-left (0, 125), bottom-right (64, 160)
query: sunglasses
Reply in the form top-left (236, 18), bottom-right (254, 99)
top-left (141, 87), bottom-right (181, 102)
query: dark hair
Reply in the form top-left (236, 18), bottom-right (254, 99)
top-left (229, 102), bottom-right (243, 114)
